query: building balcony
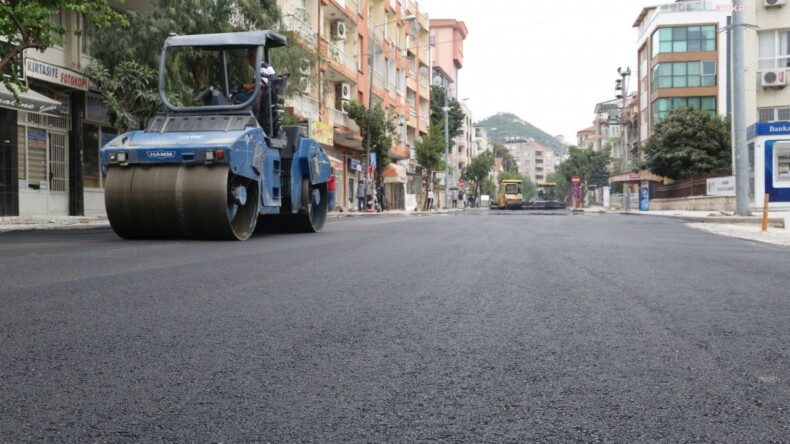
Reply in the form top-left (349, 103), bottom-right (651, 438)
top-left (327, 106), bottom-right (360, 133)
top-left (328, 42), bottom-right (358, 72)
top-left (286, 94), bottom-right (320, 122)
top-left (282, 15), bottom-right (318, 46)
top-left (390, 143), bottom-right (410, 160)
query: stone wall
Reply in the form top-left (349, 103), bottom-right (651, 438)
top-left (649, 196), bottom-right (735, 212)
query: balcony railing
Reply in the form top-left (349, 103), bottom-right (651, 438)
top-left (327, 106), bottom-right (360, 132)
top-left (286, 94), bottom-right (320, 121)
top-left (373, 70), bottom-right (385, 90)
top-left (328, 42), bottom-right (357, 72)
top-left (281, 15), bottom-right (317, 45)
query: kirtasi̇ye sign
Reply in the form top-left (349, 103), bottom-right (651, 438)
top-left (25, 58), bottom-right (89, 91)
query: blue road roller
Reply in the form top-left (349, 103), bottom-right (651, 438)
top-left (100, 31), bottom-right (330, 240)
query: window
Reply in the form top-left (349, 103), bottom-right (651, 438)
top-left (651, 96), bottom-right (716, 123)
top-left (758, 30), bottom-right (790, 69)
top-left (81, 14), bottom-right (95, 56)
top-left (758, 107), bottom-right (790, 122)
top-left (652, 61), bottom-right (716, 90)
top-left (652, 25), bottom-right (716, 57)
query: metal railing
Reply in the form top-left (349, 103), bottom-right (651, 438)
top-left (328, 42), bottom-right (357, 71)
top-left (281, 15), bottom-right (318, 45)
top-left (327, 106), bottom-right (360, 132)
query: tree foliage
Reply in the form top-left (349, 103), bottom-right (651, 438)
top-left (345, 100), bottom-right (397, 179)
top-left (429, 85), bottom-right (465, 137)
top-left (85, 0), bottom-right (316, 128)
top-left (414, 123), bottom-right (446, 195)
top-left (642, 107), bottom-right (731, 180)
top-left (492, 142), bottom-right (518, 173)
top-left (84, 61), bottom-right (160, 132)
top-left (554, 145), bottom-right (610, 200)
top-left (461, 151), bottom-right (494, 205)
top-left (0, 0), bottom-right (126, 93)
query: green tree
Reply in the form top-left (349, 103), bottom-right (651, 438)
top-left (345, 100), bottom-right (397, 179)
top-left (493, 141), bottom-right (518, 173)
top-left (555, 145), bottom-right (610, 202)
top-left (429, 85), bottom-right (465, 137)
top-left (0, 0), bottom-right (126, 93)
top-left (85, 0), bottom-right (316, 127)
top-left (414, 123), bottom-right (446, 207)
top-left (461, 151), bottom-right (494, 207)
top-left (642, 106), bottom-right (731, 180)
top-left (84, 61), bottom-right (160, 132)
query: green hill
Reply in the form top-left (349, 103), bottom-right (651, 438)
top-left (477, 113), bottom-right (568, 155)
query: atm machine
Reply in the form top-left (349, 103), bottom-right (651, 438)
top-left (747, 121), bottom-right (790, 209)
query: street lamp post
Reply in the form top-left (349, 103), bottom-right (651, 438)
top-left (365, 14), bottom-right (416, 200)
top-left (443, 89), bottom-right (449, 209)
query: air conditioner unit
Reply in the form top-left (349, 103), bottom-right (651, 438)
top-left (336, 82), bottom-right (351, 100)
top-left (299, 59), bottom-right (311, 75)
top-left (299, 77), bottom-right (312, 94)
top-left (336, 98), bottom-right (350, 113)
top-left (331, 21), bottom-right (347, 40)
top-left (764, 0), bottom-right (786, 6)
top-left (761, 69), bottom-right (787, 88)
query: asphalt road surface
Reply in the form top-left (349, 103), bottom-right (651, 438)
top-left (2, 211), bottom-right (789, 442)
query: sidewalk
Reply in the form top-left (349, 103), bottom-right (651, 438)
top-left (581, 205), bottom-right (790, 247)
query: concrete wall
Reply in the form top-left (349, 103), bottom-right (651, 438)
top-left (649, 195), bottom-right (735, 211)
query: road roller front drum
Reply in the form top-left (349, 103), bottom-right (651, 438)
top-left (105, 165), bottom-right (259, 240)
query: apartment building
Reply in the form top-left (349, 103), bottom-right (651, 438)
top-left (0, 7), bottom-right (116, 217)
top-left (743, 0), bottom-right (790, 124)
top-left (503, 137), bottom-right (556, 184)
top-left (430, 18), bottom-right (467, 198)
top-left (633, 0), bottom-right (731, 144)
top-left (742, 0), bottom-right (790, 209)
top-left (279, 0), bottom-right (431, 211)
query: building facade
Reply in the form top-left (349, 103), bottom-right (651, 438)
top-left (633, 0), bottom-right (731, 145)
top-left (503, 137), bottom-right (557, 184)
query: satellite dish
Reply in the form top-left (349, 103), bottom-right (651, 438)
top-left (432, 76), bottom-right (443, 86)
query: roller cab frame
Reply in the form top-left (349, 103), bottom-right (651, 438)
top-left (100, 31), bottom-right (331, 240)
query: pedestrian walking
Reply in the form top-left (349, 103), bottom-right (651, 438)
top-left (458, 190), bottom-right (464, 209)
top-left (427, 189), bottom-right (435, 210)
top-left (377, 183), bottom-right (385, 212)
top-left (357, 180), bottom-right (366, 212)
top-left (452, 190), bottom-right (458, 208)
top-left (327, 174), bottom-right (336, 212)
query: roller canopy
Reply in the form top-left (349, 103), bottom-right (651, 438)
top-left (163, 31), bottom-right (287, 49)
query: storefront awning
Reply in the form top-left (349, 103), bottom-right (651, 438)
top-left (333, 128), bottom-right (363, 149)
top-left (328, 155), bottom-right (343, 170)
top-left (0, 84), bottom-right (61, 115)
top-left (382, 163), bottom-right (407, 184)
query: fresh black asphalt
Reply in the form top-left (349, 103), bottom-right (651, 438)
top-left (1, 211), bottom-right (789, 442)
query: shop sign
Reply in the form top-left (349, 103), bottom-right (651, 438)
top-left (25, 58), bottom-right (89, 91)
top-left (348, 159), bottom-right (361, 171)
top-left (706, 176), bottom-right (736, 197)
top-left (1, 42), bottom-right (24, 81)
top-left (27, 128), bottom-right (46, 149)
top-left (55, 93), bottom-right (69, 115)
top-left (310, 120), bottom-right (334, 146)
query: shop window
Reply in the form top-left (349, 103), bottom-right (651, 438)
top-left (83, 124), bottom-right (100, 187)
top-left (49, 132), bottom-right (67, 192)
top-left (17, 126), bottom-right (26, 183)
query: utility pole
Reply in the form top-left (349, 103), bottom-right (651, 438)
top-left (732, 0), bottom-right (750, 216)
top-left (444, 86), bottom-right (450, 209)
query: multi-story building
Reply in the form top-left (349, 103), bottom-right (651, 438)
top-left (633, 0), bottom-right (731, 146)
top-left (576, 127), bottom-right (596, 150)
top-left (503, 137), bottom-right (556, 184)
top-left (743, 0), bottom-right (790, 125)
top-left (430, 18), bottom-right (467, 205)
top-left (279, 0), bottom-right (430, 211)
top-left (0, 6), bottom-right (119, 217)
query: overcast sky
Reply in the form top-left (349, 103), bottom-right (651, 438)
top-left (418, 0), bottom-right (655, 142)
